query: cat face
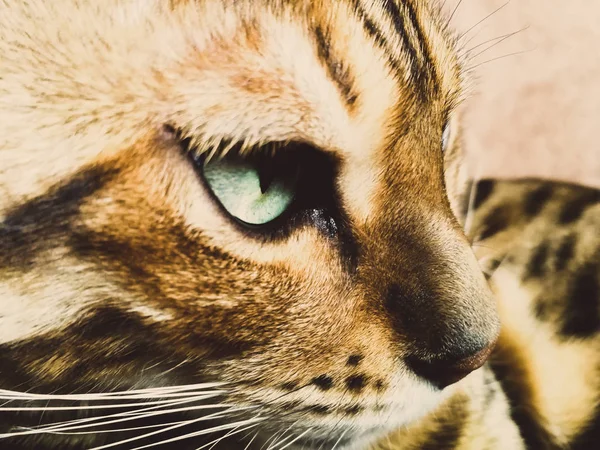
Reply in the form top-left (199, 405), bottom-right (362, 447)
top-left (0, 0), bottom-right (499, 447)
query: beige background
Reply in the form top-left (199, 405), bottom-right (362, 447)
top-left (446, 0), bottom-right (599, 188)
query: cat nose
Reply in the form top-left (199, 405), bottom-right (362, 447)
top-left (405, 340), bottom-right (496, 389)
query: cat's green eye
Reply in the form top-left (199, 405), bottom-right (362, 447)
top-left (202, 153), bottom-right (299, 226)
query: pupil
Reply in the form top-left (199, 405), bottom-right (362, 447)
top-left (258, 159), bottom-right (275, 194)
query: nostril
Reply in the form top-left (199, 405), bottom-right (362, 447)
top-left (406, 343), bottom-right (495, 390)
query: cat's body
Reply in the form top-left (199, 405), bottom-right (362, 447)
top-left (384, 178), bottom-right (600, 450)
top-left (0, 1), bottom-right (598, 449)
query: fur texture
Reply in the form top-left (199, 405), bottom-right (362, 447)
top-left (0, 1), bottom-right (598, 449)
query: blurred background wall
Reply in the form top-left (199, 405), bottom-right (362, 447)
top-left (445, 0), bottom-right (599, 188)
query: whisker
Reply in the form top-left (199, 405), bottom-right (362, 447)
top-left (323, 387), bottom-right (352, 448)
top-left (125, 415), bottom-right (264, 450)
top-left (198, 422), bottom-right (261, 450)
top-left (465, 48), bottom-right (535, 71)
top-left (266, 382), bottom-right (311, 405)
top-left (460, 22), bottom-right (491, 51)
top-left (154, 359), bottom-right (192, 377)
top-left (244, 431), bottom-right (260, 450)
top-left (17, 395), bottom-right (212, 432)
top-left (0, 399), bottom-right (235, 438)
top-left (330, 428), bottom-right (350, 450)
top-left (238, 422), bottom-right (262, 444)
top-left (38, 402), bottom-right (237, 433)
top-left (0, 383), bottom-right (226, 401)
top-left (458, 1), bottom-right (511, 40)
top-left (462, 27), bottom-right (529, 56)
top-left (205, 421), bottom-right (254, 450)
top-left (0, 384), bottom-right (223, 397)
top-left (447, 0), bottom-right (464, 25)
top-left (467, 28), bottom-right (527, 62)
top-left (266, 420), bottom-right (299, 450)
top-left (0, 394), bottom-right (224, 412)
top-left (17, 418), bottom-right (192, 436)
top-left (271, 427), bottom-right (313, 450)
top-left (260, 432), bottom-right (280, 450)
top-left (265, 433), bottom-right (284, 450)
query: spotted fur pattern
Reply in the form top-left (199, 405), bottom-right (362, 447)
top-left (0, 0), bottom-right (598, 449)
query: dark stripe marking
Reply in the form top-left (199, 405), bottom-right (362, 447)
top-left (280, 401), bottom-right (303, 410)
top-left (313, 25), bottom-right (359, 109)
top-left (0, 306), bottom-right (188, 393)
top-left (70, 224), bottom-right (271, 358)
top-left (380, 0), bottom-right (428, 94)
top-left (0, 166), bottom-right (118, 269)
top-left (0, 328), bottom-right (227, 450)
top-left (533, 297), bottom-right (552, 322)
top-left (280, 381), bottom-right (299, 391)
top-left (418, 394), bottom-right (469, 450)
top-left (478, 205), bottom-right (511, 241)
top-left (344, 404), bottom-right (363, 415)
top-left (555, 234), bottom-right (577, 271)
top-left (400, 0), bottom-right (440, 92)
top-left (523, 184), bottom-right (553, 216)
top-left (350, 0), bottom-right (424, 100)
top-left (524, 242), bottom-right (550, 280)
top-left (473, 180), bottom-right (495, 209)
top-left (560, 255), bottom-right (600, 338)
top-left (490, 346), bottom-right (553, 449)
top-left (558, 188), bottom-right (600, 224)
top-left (305, 404), bottom-right (330, 415)
top-left (484, 257), bottom-right (503, 280)
top-left (571, 402), bottom-right (600, 450)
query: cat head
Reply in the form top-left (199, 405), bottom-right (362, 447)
top-left (0, 0), bottom-right (498, 447)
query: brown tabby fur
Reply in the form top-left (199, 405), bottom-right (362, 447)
top-left (0, 1), bottom-right (598, 449)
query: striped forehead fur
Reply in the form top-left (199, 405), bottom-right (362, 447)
top-left (0, 1), bottom-right (493, 449)
top-left (0, 0), bottom-right (463, 213)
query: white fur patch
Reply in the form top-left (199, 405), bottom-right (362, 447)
top-left (0, 254), bottom-right (123, 344)
top-left (0, 280), bottom-right (87, 344)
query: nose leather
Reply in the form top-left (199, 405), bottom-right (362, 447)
top-left (406, 342), bottom-right (496, 389)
